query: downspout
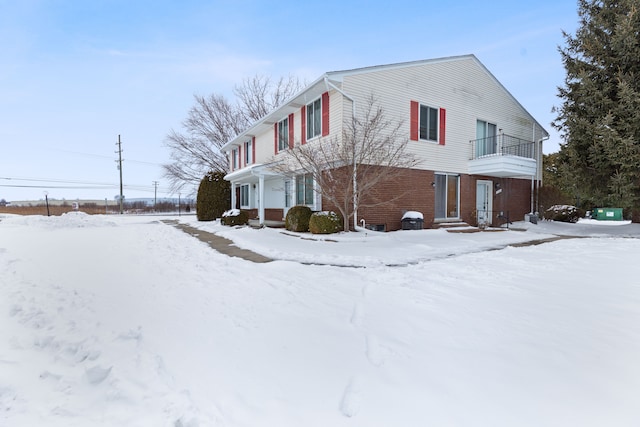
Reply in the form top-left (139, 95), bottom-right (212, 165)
top-left (324, 77), bottom-right (359, 231)
top-left (536, 135), bottom-right (550, 214)
top-left (531, 123), bottom-right (535, 214)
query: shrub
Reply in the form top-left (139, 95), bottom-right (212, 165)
top-left (285, 205), bottom-right (313, 232)
top-left (545, 204), bottom-right (584, 223)
top-left (196, 171), bottom-right (231, 221)
top-left (221, 209), bottom-right (249, 226)
top-left (309, 211), bottom-right (342, 234)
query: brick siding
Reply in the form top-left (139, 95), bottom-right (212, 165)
top-left (322, 166), bottom-right (532, 231)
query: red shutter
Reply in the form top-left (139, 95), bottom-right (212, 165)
top-left (239, 144), bottom-right (243, 167)
top-left (274, 123), bottom-right (278, 154)
top-left (288, 113), bottom-right (294, 149)
top-left (322, 92), bottom-right (330, 136)
top-left (410, 101), bottom-right (419, 141)
top-left (252, 137), bottom-right (256, 164)
top-left (301, 105), bottom-right (306, 145)
top-left (439, 108), bottom-right (446, 145)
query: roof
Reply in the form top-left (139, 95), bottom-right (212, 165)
top-left (220, 54), bottom-right (548, 152)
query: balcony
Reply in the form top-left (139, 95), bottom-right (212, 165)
top-left (468, 134), bottom-right (537, 178)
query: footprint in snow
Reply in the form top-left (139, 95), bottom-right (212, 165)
top-left (350, 302), bottom-right (364, 328)
top-left (365, 334), bottom-right (385, 367)
top-left (340, 377), bottom-right (362, 418)
top-left (85, 365), bottom-right (112, 385)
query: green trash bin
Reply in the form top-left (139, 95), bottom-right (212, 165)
top-left (592, 207), bottom-right (623, 221)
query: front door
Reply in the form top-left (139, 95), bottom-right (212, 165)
top-left (476, 180), bottom-right (493, 226)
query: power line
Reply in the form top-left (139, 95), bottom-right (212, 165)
top-left (47, 147), bottom-right (164, 166)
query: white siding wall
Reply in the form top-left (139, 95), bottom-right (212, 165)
top-left (254, 131), bottom-right (273, 165)
top-left (341, 57), bottom-right (545, 175)
top-left (264, 176), bottom-right (285, 209)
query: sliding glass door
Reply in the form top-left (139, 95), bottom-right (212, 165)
top-left (435, 173), bottom-right (459, 220)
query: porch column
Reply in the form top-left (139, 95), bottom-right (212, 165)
top-left (258, 174), bottom-right (265, 225)
top-left (230, 182), bottom-right (236, 210)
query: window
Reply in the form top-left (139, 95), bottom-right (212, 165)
top-left (410, 101), bottom-right (445, 144)
top-left (306, 98), bottom-right (322, 140)
top-left (244, 139), bottom-right (252, 165)
top-left (278, 117), bottom-right (289, 152)
top-left (232, 148), bottom-right (239, 170)
top-left (420, 104), bottom-right (439, 142)
top-left (434, 173), bottom-right (459, 219)
top-left (284, 180), bottom-right (292, 208)
top-left (296, 174), bottom-right (314, 205)
top-left (240, 184), bottom-right (249, 207)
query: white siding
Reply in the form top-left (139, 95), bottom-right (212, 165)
top-left (254, 131), bottom-right (274, 164)
top-left (263, 177), bottom-right (285, 209)
top-left (341, 57), bottom-right (545, 175)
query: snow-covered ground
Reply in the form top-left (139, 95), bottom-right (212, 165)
top-left (1, 212), bottom-right (639, 426)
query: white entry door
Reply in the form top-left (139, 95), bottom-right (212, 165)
top-left (476, 180), bottom-right (493, 226)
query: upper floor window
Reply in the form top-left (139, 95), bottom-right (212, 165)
top-left (306, 98), bottom-right (322, 140)
top-left (420, 104), bottom-right (439, 142)
top-left (278, 117), bottom-right (289, 152)
top-left (232, 148), bottom-right (239, 170)
top-left (244, 139), bottom-right (252, 165)
top-left (410, 100), bottom-right (446, 145)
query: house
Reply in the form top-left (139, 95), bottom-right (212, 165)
top-left (221, 54), bottom-right (549, 231)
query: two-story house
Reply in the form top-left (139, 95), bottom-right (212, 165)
top-left (221, 54), bottom-right (549, 231)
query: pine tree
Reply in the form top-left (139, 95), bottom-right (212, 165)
top-left (553, 0), bottom-right (640, 211)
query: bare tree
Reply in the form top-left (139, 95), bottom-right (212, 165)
top-left (163, 75), bottom-right (303, 193)
top-left (271, 95), bottom-right (420, 231)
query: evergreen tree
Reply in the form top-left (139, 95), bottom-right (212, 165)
top-left (196, 171), bottom-right (231, 221)
top-left (553, 0), bottom-right (640, 210)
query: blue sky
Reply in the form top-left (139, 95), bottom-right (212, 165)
top-left (0, 0), bottom-right (578, 202)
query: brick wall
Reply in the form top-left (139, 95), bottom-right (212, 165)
top-left (322, 166), bottom-right (532, 231)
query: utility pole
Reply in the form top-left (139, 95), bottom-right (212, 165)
top-left (115, 135), bottom-right (124, 214)
top-left (152, 181), bottom-right (159, 210)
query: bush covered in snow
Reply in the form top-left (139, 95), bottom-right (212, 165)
top-left (545, 204), bottom-right (584, 223)
top-left (196, 172), bottom-right (231, 221)
top-left (309, 211), bottom-right (342, 234)
top-left (221, 209), bottom-right (249, 226)
top-left (285, 205), bottom-right (313, 232)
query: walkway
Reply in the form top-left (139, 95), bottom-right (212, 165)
top-left (162, 220), bottom-right (273, 263)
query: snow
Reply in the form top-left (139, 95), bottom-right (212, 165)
top-left (1, 212), bottom-right (640, 426)
top-left (401, 210), bottom-right (423, 220)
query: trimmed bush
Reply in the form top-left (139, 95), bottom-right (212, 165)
top-left (285, 205), bottom-right (313, 232)
top-left (221, 209), bottom-right (249, 226)
top-left (309, 211), bottom-right (342, 234)
top-left (196, 171), bottom-right (231, 221)
top-left (545, 204), bottom-right (584, 223)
